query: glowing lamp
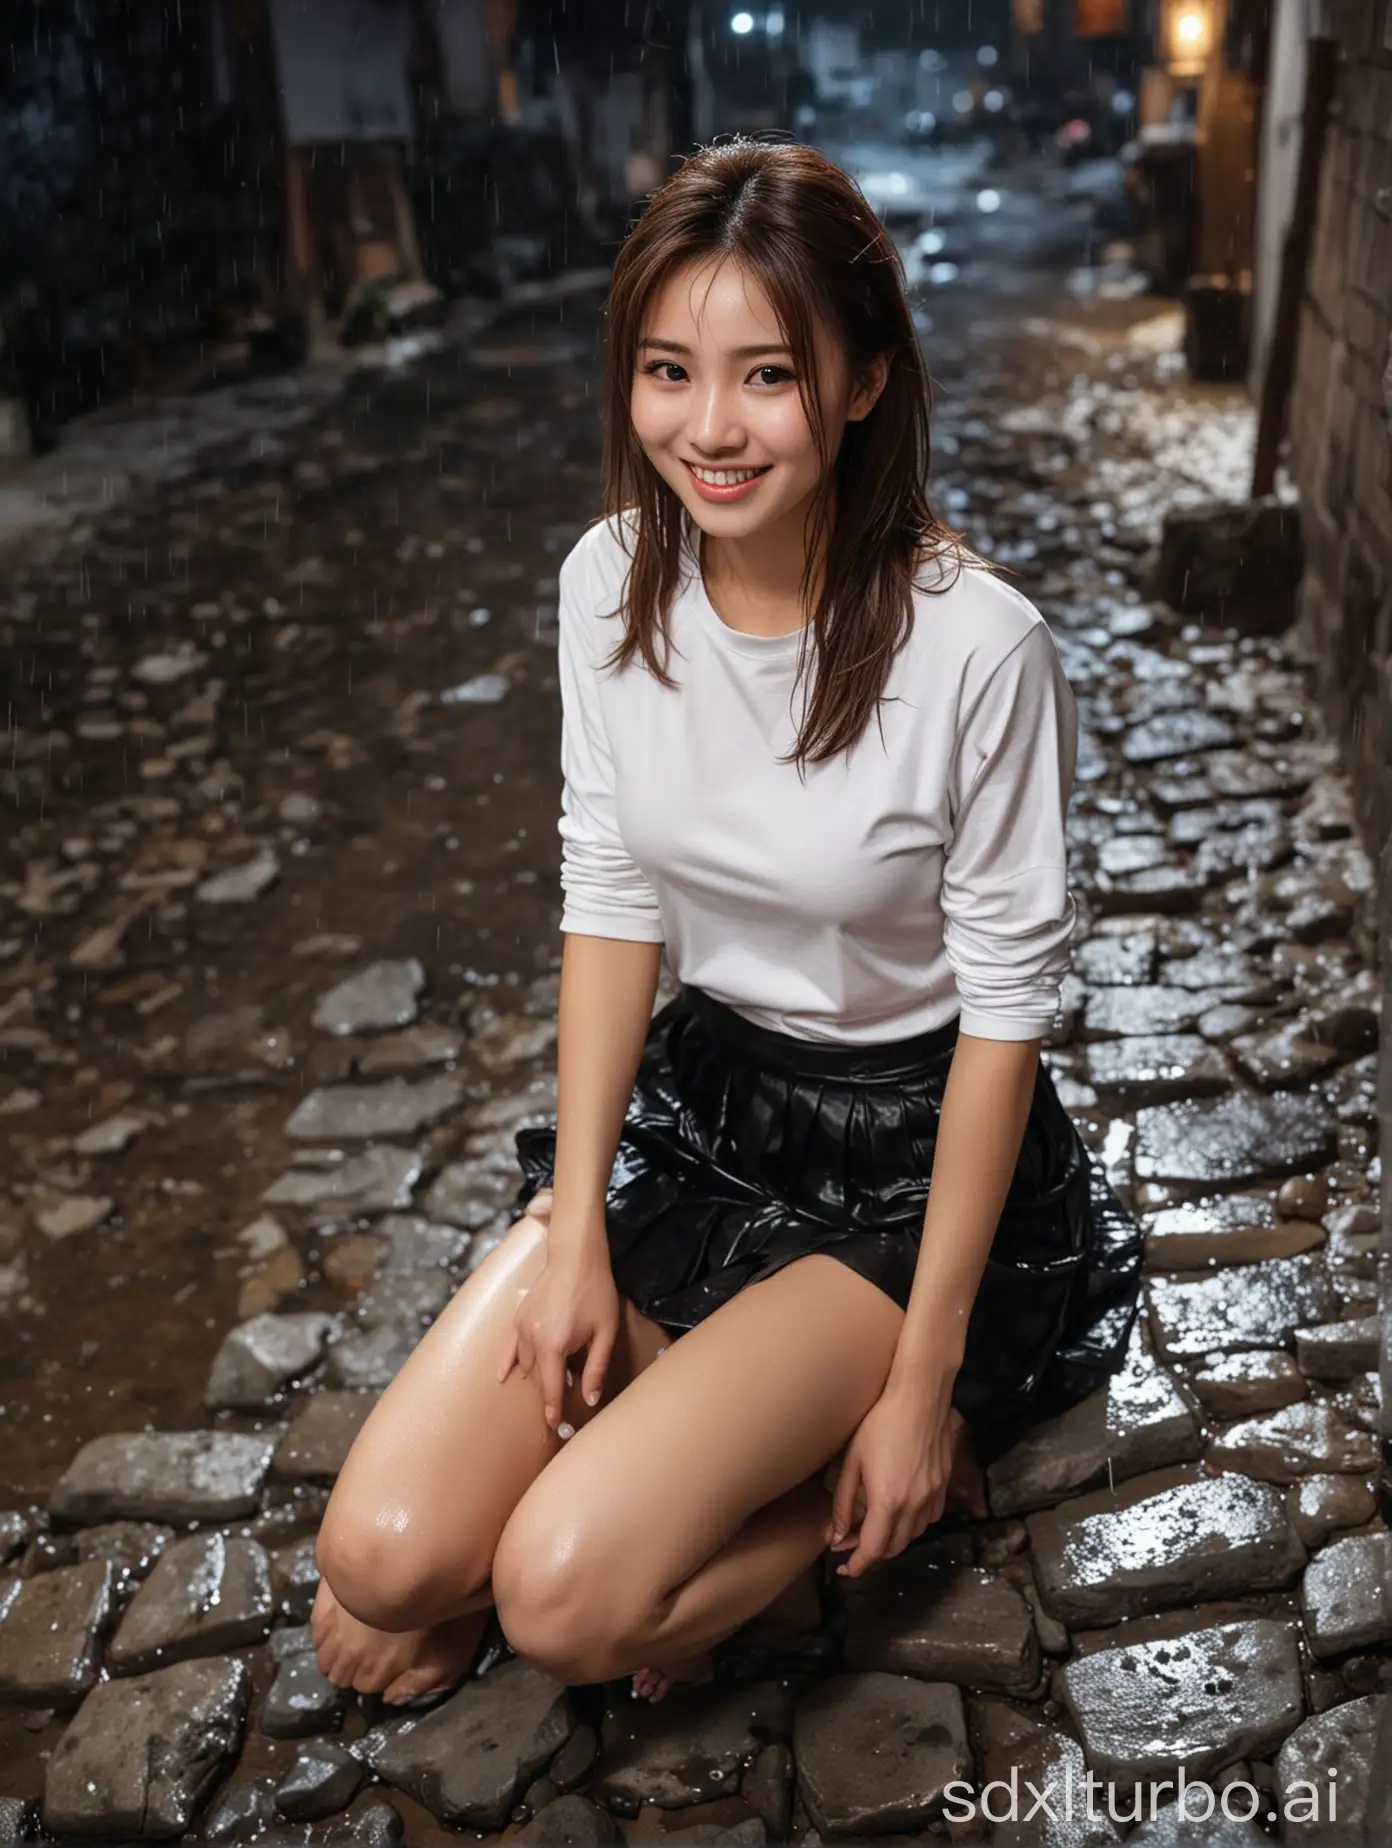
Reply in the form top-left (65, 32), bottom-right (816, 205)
top-left (1162, 0), bottom-right (1216, 74)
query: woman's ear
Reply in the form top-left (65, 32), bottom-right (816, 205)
top-left (846, 353), bottom-right (890, 423)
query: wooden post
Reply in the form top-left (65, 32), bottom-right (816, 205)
top-left (1250, 35), bottom-right (1338, 498)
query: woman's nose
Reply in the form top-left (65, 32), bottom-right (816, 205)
top-left (689, 384), bottom-right (744, 454)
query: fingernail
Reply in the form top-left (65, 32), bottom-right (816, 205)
top-left (565, 1369), bottom-right (574, 1387)
top-left (557, 1422), bottom-right (575, 1440)
top-left (585, 1389), bottom-right (599, 1406)
top-left (831, 1526), bottom-right (844, 1545)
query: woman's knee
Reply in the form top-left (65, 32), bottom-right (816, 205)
top-left (315, 1504), bottom-right (490, 1633)
top-left (491, 1507), bottom-right (635, 1684)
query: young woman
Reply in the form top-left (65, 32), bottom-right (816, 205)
top-left (311, 139), bottom-right (1143, 1708)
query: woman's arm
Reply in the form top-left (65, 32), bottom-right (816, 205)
top-left (889, 1033), bottom-right (1040, 1398)
top-left (548, 933), bottom-right (662, 1253)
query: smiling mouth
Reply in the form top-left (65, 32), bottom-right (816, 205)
top-left (682, 461), bottom-right (774, 500)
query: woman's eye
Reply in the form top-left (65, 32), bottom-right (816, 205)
top-left (753, 365), bottom-right (793, 386)
top-left (641, 360), bottom-right (686, 383)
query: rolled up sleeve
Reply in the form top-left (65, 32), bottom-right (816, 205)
top-left (941, 621), bottom-right (1077, 1040)
top-left (555, 550), bottom-right (665, 943)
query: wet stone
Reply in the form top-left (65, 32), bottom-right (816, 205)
top-left (1134, 1091), bottom-right (1337, 1185)
top-left (196, 851), bottom-right (279, 905)
top-left (364, 1659), bottom-right (571, 1829)
top-left (205, 1311), bottom-right (337, 1410)
top-left (987, 1322), bottom-right (1199, 1517)
top-left (1293, 1316), bottom-right (1379, 1382)
top-left (1190, 1352), bottom-right (1305, 1420)
top-left (793, 1673), bottom-right (970, 1839)
top-left (107, 1532), bottom-right (273, 1674)
top-left (262, 1145), bottom-right (426, 1220)
top-left (1073, 931), bottom-right (1158, 986)
top-left (1287, 1476), bottom-right (1378, 1549)
top-left (597, 1680), bottom-right (790, 1811)
top-left (1083, 986), bottom-right (1243, 1039)
top-left (72, 1112), bottom-right (144, 1156)
top-left (324, 1320), bottom-right (418, 1390)
top-left (0, 1798), bottom-right (37, 1846)
top-left (50, 1430), bottom-right (275, 1526)
top-left (274, 1390), bottom-right (381, 1482)
top-left (42, 1656), bottom-right (251, 1839)
top-left (312, 960), bottom-right (425, 1037)
top-left (1084, 1035), bottom-right (1229, 1105)
top-left (740, 1742), bottom-right (792, 1842)
top-left (1230, 1019), bottom-right (1341, 1091)
top-left (275, 1741), bottom-right (364, 1821)
top-left (1300, 1532), bottom-right (1392, 1658)
top-left (270, 1536), bottom-right (320, 1621)
top-left (420, 1160), bottom-right (520, 1231)
top-left (356, 1023), bottom-right (464, 1076)
top-left (284, 1074), bottom-right (466, 1143)
top-left (355, 1271), bottom-right (452, 1329)
top-left (262, 1642), bottom-right (346, 1739)
top-left (516, 1795), bottom-right (620, 1844)
top-left (1122, 711), bottom-right (1237, 764)
top-left (1057, 1618), bottom-right (1304, 1782)
top-left (973, 1700), bottom-right (1122, 1848)
top-left (1144, 1195), bottom-right (1323, 1269)
top-left (323, 1232), bottom-right (386, 1292)
top-left (328, 1795), bottom-right (406, 1847)
top-left (0, 1559), bottom-right (115, 1708)
top-left (1206, 1403), bottom-right (1378, 1482)
top-left (842, 1555), bottom-right (1039, 1694)
top-left (379, 1212), bottom-right (473, 1272)
top-left (201, 1781), bottom-right (277, 1843)
top-left (1146, 1253), bottom-right (1336, 1360)
top-left (1028, 1469), bottom-right (1305, 1628)
top-left (33, 1193), bottom-right (114, 1241)
top-left (1275, 1693), bottom-right (1385, 1843)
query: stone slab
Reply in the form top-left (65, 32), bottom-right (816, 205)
top-left (842, 1557), bottom-right (1039, 1694)
top-left (50, 1432), bottom-right (275, 1526)
top-left (364, 1659), bottom-right (571, 1829)
top-left (273, 1391), bottom-right (381, 1483)
top-left (107, 1533), bottom-right (274, 1674)
top-left (794, 1673), bottom-right (971, 1840)
top-left (1146, 1254), bottom-right (1336, 1361)
top-left (42, 1656), bottom-right (251, 1838)
top-left (1057, 1619), bottom-right (1303, 1782)
top-left (987, 1322), bottom-right (1200, 1517)
top-left (0, 1559), bottom-right (115, 1708)
top-left (1028, 1470), bottom-right (1305, 1628)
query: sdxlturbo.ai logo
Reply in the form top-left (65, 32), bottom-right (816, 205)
top-left (942, 1763), bottom-right (1341, 1828)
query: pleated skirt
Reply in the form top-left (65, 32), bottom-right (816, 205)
top-left (514, 984), bottom-right (1143, 1467)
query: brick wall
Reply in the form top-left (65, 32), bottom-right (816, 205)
top-left (1286, 1), bottom-right (1392, 852)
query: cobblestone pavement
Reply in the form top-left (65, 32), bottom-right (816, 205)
top-left (0, 157), bottom-right (1387, 1843)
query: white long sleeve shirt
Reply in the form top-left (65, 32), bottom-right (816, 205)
top-left (556, 515), bottom-right (1078, 1045)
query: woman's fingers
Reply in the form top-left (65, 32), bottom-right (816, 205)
top-left (537, 1345), bottom-right (568, 1431)
top-left (829, 1448), bottom-right (863, 1550)
top-left (579, 1325), bottom-right (615, 1409)
top-left (838, 1499), bottom-right (895, 1579)
top-left (496, 1324), bottom-right (520, 1386)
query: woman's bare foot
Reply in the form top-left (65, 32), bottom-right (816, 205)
top-left (311, 1577), bottom-right (489, 1706)
top-left (631, 1649), bottom-right (714, 1704)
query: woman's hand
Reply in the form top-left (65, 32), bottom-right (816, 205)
top-left (497, 1221), bottom-right (620, 1432)
top-left (828, 1380), bottom-right (959, 1578)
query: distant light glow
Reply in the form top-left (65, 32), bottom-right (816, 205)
top-left (731, 10), bottom-right (755, 31)
top-left (919, 48), bottom-right (946, 71)
top-left (916, 228), bottom-right (946, 255)
top-left (927, 261), bottom-right (960, 285)
top-left (976, 188), bottom-right (1002, 213)
top-left (1112, 88), bottom-right (1136, 115)
top-left (766, 6), bottom-right (786, 32)
top-left (1175, 8), bottom-right (1205, 41)
top-left (983, 89), bottom-right (1005, 112)
top-left (977, 45), bottom-right (999, 66)
top-left (953, 89), bottom-right (974, 114)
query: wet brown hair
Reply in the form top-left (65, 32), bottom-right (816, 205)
top-left (599, 136), bottom-right (963, 771)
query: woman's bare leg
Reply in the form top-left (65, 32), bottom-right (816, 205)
top-left (491, 1253), bottom-right (918, 1689)
top-left (311, 1194), bottom-right (667, 1702)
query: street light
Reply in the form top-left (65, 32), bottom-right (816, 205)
top-left (730, 10), bottom-right (755, 31)
top-left (1162, 0), bottom-right (1215, 75)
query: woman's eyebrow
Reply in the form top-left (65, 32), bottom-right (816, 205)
top-left (637, 337), bottom-right (794, 359)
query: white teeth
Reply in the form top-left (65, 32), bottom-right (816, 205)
top-left (689, 465), bottom-right (765, 485)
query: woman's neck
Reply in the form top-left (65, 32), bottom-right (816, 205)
top-left (699, 498), bottom-right (825, 639)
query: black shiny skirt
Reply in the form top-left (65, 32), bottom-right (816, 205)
top-left (514, 985), bottom-right (1143, 1467)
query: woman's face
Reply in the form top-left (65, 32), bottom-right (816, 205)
top-left (629, 258), bottom-right (884, 544)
